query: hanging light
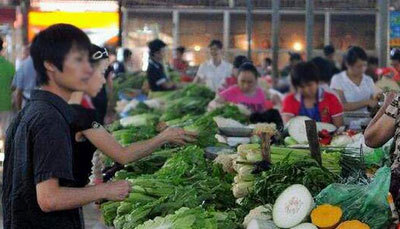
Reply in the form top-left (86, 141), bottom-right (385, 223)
top-left (293, 42), bottom-right (303, 51)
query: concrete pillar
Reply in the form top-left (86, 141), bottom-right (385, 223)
top-left (121, 7), bottom-right (128, 47)
top-left (306, 0), bottom-right (314, 60)
top-left (223, 11), bottom-right (230, 52)
top-left (246, 0), bottom-right (253, 59)
top-left (172, 10), bottom-right (180, 50)
top-left (378, 0), bottom-right (390, 67)
top-left (271, 0), bottom-right (280, 78)
top-left (324, 11), bottom-right (331, 46)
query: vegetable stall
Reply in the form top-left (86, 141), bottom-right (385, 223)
top-left (98, 80), bottom-right (396, 229)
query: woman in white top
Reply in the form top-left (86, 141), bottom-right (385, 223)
top-left (330, 46), bottom-right (379, 113)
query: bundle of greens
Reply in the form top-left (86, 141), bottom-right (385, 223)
top-left (102, 145), bottom-right (236, 229)
top-left (114, 148), bottom-right (180, 180)
top-left (112, 125), bottom-right (158, 146)
top-left (128, 102), bottom-right (155, 116)
top-left (169, 84), bottom-right (215, 100)
top-left (184, 105), bottom-right (249, 148)
top-left (241, 159), bottom-right (339, 211)
top-left (111, 72), bottom-right (147, 104)
top-left (135, 207), bottom-right (239, 229)
top-left (160, 96), bottom-right (212, 121)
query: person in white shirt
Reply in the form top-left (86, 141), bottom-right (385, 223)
top-left (193, 40), bottom-right (233, 92)
top-left (330, 46), bottom-right (379, 113)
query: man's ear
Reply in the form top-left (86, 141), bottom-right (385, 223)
top-left (44, 61), bottom-right (58, 73)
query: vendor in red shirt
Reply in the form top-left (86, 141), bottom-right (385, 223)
top-left (281, 61), bottom-right (344, 127)
top-left (219, 55), bottom-right (249, 91)
top-left (172, 46), bottom-right (192, 82)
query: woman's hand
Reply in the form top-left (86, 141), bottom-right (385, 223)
top-left (159, 127), bottom-right (197, 145)
top-left (383, 91), bottom-right (397, 107)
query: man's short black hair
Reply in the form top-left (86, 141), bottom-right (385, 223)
top-left (368, 56), bottom-right (379, 65)
top-left (323, 45), bottom-right (335, 57)
top-left (289, 52), bottom-right (302, 62)
top-left (208, 40), bottom-right (223, 49)
top-left (238, 62), bottom-right (260, 78)
top-left (176, 46), bottom-right (185, 54)
top-left (311, 57), bottom-right (331, 83)
top-left (344, 46), bottom-right (368, 66)
top-left (291, 61), bottom-right (320, 88)
top-left (30, 23), bottom-right (91, 86)
top-left (123, 48), bottom-right (132, 60)
top-left (391, 49), bottom-right (400, 61)
top-left (264, 57), bottom-right (272, 65)
top-left (0, 37), bottom-right (3, 52)
top-left (233, 55), bottom-right (249, 69)
top-left (148, 39), bottom-right (167, 56)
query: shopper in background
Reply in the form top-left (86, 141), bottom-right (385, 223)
top-left (261, 57), bottom-right (272, 77)
top-left (323, 45), bottom-right (340, 77)
top-left (172, 46), bottom-right (191, 82)
top-left (2, 24), bottom-right (131, 229)
top-left (113, 48), bottom-right (132, 77)
top-left (281, 61), bottom-right (344, 127)
top-left (147, 39), bottom-right (176, 91)
top-left (194, 40), bottom-right (233, 92)
top-left (330, 46), bottom-right (378, 113)
top-left (12, 55), bottom-right (37, 110)
top-left (0, 37), bottom-right (15, 142)
top-left (280, 52), bottom-right (302, 78)
top-left (277, 52), bottom-right (302, 93)
top-left (15, 45), bottom-right (30, 70)
top-left (209, 63), bottom-right (274, 113)
top-left (220, 55), bottom-right (249, 91)
top-left (366, 56), bottom-right (379, 82)
top-left (311, 56), bottom-right (337, 93)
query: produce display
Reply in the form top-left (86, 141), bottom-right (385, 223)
top-left (98, 82), bottom-right (395, 229)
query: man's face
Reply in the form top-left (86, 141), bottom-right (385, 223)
top-left (51, 47), bottom-right (93, 93)
top-left (209, 45), bottom-right (222, 59)
top-left (392, 59), bottom-right (400, 72)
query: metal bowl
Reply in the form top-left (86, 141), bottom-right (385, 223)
top-left (219, 127), bottom-right (253, 137)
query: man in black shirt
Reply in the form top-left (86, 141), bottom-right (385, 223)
top-left (147, 39), bottom-right (176, 91)
top-left (2, 24), bottom-right (130, 229)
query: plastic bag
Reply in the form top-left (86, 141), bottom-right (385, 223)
top-left (315, 167), bottom-right (391, 229)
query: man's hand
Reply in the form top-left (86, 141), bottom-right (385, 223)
top-left (159, 127), bottom-right (197, 145)
top-left (103, 180), bottom-right (131, 201)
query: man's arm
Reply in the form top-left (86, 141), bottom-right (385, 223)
top-left (36, 178), bottom-right (130, 212)
top-left (15, 89), bottom-right (23, 111)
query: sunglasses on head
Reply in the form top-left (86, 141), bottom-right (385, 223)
top-left (92, 48), bottom-right (109, 60)
top-left (391, 48), bottom-right (400, 57)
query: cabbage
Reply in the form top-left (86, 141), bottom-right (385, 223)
top-left (238, 144), bottom-right (260, 158)
top-left (238, 165), bottom-right (254, 177)
top-left (243, 205), bottom-right (273, 227)
top-left (246, 152), bottom-right (263, 163)
top-left (234, 174), bottom-right (255, 183)
top-left (233, 182), bottom-right (254, 198)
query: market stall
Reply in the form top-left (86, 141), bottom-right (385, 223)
top-left (97, 76), bottom-right (396, 229)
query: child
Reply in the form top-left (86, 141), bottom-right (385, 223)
top-left (281, 61), bottom-right (344, 127)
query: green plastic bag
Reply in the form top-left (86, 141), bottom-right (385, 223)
top-left (315, 167), bottom-right (391, 229)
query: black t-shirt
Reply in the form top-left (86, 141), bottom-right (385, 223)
top-left (2, 90), bottom-right (83, 229)
top-left (69, 105), bottom-right (100, 188)
top-left (147, 58), bottom-right (169, 91)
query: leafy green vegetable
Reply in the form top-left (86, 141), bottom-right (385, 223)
top-left (101, 146), bottom-right (236, 228)
top-left (184, 105), bottom-right (249, 147)
top-left (241, 159), bottom-right (339, 211)
top-left (135, 207), bottom-right (239, 229)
